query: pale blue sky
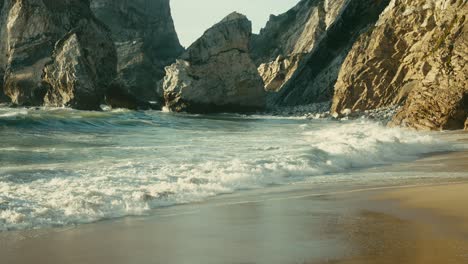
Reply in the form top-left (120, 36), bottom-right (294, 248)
top-left (171, 0), bottom-right (300, 47)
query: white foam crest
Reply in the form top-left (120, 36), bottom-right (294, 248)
top-left (0, 108), bottom-right (28, 118)
top-left (0, 120), bottom-right (456, 231)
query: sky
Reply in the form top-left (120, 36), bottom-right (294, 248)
top-left (171, 0), bottom-right (300, 47)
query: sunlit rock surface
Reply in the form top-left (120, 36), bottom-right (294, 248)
top-left (162, 13), bottom-right (266, 113)
top-left (332, 0), bottom-right (467, 130)
top-left (0, 0), bottom-right (116, 110)
top-left (251, 0), bottom-right (390, 107)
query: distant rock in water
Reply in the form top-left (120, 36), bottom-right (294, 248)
top-left (251, 0), bottom-right (391, 106)
top-left (91, 0), bottom-right (184, 106)
top-left (332, 0), bottom-right (467, 130)
top-left (0, 0), bottom-right (117, 110)
top-left (162, 12), bottom-right (266, 113)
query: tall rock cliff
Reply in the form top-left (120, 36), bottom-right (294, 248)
top-left (332, 0), bottom-right (467, 130)
top-left (251, 0), bottom-right (348, 92)
top-left (0, 0), bottom-right (117, 110)
top-left (162, 12), bottom-right (266, 113)
top-left (90, 0), bottom-right (184, 104)
top-left (251, 0), bottom-right (390, 106)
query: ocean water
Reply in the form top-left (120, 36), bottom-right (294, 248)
top-left (0, 106), bottom-right (461, 231)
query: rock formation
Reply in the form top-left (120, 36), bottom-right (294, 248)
top-left (0, 0), bottom-right (117, 110)
top-left (251, 0), bottom-right (347, 92)
top-left (252, 0), bottom-right (391, 107)
top-left (162, 12), bottom-right (266, 113)
top-left (332, 0), bottom-right (467, 130)
top-left (91, 0), bottom-right (184, 106)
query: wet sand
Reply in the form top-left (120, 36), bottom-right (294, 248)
top-left (326, 182), bottom-right (468, 264)
top-left (1, 137), bottom-right (468, 264)
top-left (2, 181), bottom-right (468, 264)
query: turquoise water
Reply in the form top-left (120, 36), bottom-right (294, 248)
top-left (0, 106), bottom-right (460, 231)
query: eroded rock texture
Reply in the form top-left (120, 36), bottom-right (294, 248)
top-left (332, 0), bottom-right (467, 130)
top-left (252, 0), bottom-right (390, 106)
top-left (0, 0), bottom-right (116, 110)
top-left (43, 25), bottom-right (116, 110)
top-left (91, 0), bottom-right (184, 105)
top-left (162, 13), bottom-right (266, 113)
top-left (251, 0), bottom-right (349, 92)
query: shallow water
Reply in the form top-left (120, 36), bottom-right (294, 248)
top-left (0, 107), bottom-right (464, 231)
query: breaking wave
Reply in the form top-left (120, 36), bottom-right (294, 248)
top-left (0, 107), bottom-right (457, 230)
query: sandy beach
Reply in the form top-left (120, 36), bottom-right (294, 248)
top-left (328, 182), bottom-right (468, 264)
top-left (2, 181), bottom-right (468, 264)
top-left (1, 158), bottom-right (468, 263)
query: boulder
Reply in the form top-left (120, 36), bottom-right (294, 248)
top-left (0, 0), bottom-right (117, 110)
top-left (42, 24), bottom-right (116, 110)
top-left (91, 0), bottom-right (184, 105)
top-left (162, 12), bottom-right (266, 113)
top-left (332, 0), bottom-right (467, 130)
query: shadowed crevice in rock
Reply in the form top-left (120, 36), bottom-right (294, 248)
top-left (91, 0), bottom-right (184, 105)
top-left (0, 70), bottom-right (10, 103)
top-left (104, 82), bottom-right (161, 110)
top-left (163, 95), bottom-right (265, 114)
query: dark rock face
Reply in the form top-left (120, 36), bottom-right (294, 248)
top-left (251, 0), bottom-right (390, 106)
top-left (0, 0), bottom-right (117, 110)
top-left (162, 12), bottom-right (266, 113)
top-left (0, 83), bottom-right (8, 103)
top-left (91, 0), bottom-right (184, 104)
top-left (104, 82), bottom-right (160, 110)
top-left (332, 0), bottom-right (467, 130)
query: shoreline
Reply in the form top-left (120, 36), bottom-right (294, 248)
top-left (2, 179), bottom-right (468, 263)
top-left (0, 128), bottom-right (467, 263)
top-left (2, 181), bottom-right (468, 264)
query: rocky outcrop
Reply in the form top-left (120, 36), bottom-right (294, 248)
top-left (0, 0), bottom-right (117, 110)
top-left (252, 0), bottom-right (391, 106)
top-left (91, 0), bottom-right (184, 105)
top-left (256, 54), bottom-right (303, 92)
top-left (251, 0), bottom-right (349, 92)
top-left (42, 25), bottom-right (116, 110)
top-left (332, 0), bottom-right (467, 130)
top-left (162, 12), bottom-right (266, 113)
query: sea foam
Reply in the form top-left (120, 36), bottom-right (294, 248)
top-left (0, 109), bottom-right (457, 231)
